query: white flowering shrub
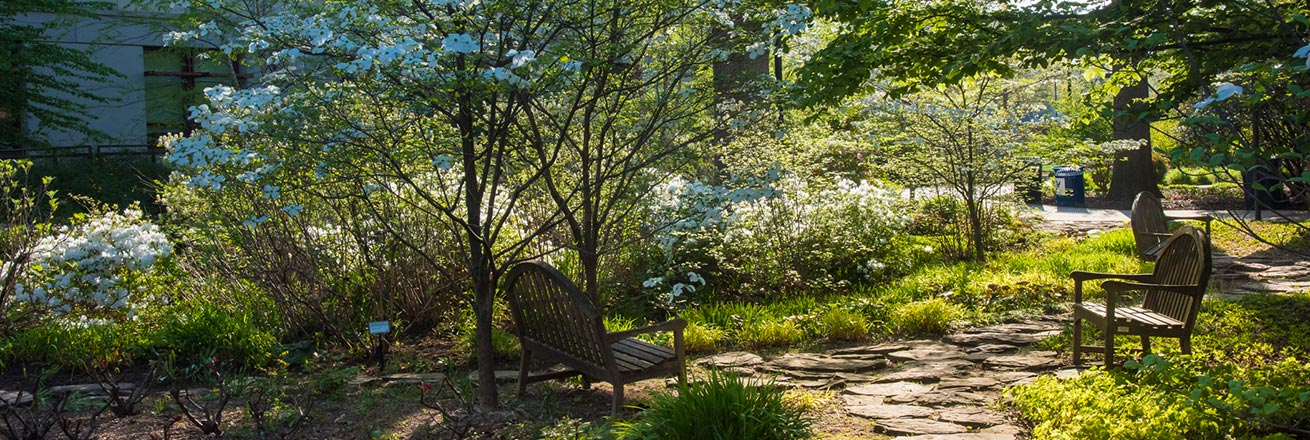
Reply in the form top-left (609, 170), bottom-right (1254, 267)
top-left (12, 208), bottom-right (172, 318)
top-left (643, 172), bottom-right (911, 304)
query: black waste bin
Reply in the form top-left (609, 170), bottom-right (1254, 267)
top-left (1054, 166), bottom-right (1085, 206)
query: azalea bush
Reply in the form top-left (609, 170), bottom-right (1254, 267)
top-left (641, 173), bottom-right (911, 304)
top-left (10, 207), bottom-right (173, 320)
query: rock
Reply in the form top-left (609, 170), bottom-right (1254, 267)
top-left (846, 381), bottom-right (934, 397)
top-left (900, 433), bottom-right (1016, 440)
top-left (0, 390), bottom-right (34, 408)
top-left (969, 344), bottom-right (1020, 354)
top-left (989, 371), bottom-right (1037, 383)
top-left (1228, 262), bottom-right (1271, 272)
top-left (981, 424), bottom-right (1024, 435)
top-left (889, 390), bottom-right (995, 407)
top-left (767, 353), bottom-right (888, 373)
top-left (874, 418), bottom-right (969, 436)
top-left (944, 331), bottom-right (1056, 347)
top-left (382, 372), bottom-right (447, 384)
top-left (937, 406), bottom-right (1007, 427)
top-left (983, 354), bottom-right (1062, 371)
top-left (937, 376), bottom-right (1000, 390)
top-left (979, 322), bottom-right (1061, 333)
top-left (696, 351), bottom-right (763, 368)
top-left (1257, 266), bottom-right (1310, 279)
top-left (49, 384), bottom-right (130, 396)
top-left (1053, 368), bottom-right (1083, 379)
top-left (886, 346), bottom-right (968, 363)
top-left (829, 343), bottom-right (910, 356)
top-left (466, 370), bottom-right (519, 384)
top-left (841, 394), bottom-right (886, 406)
top-left (847, 404), bottom-right (935, 419)
top-left (349, 376), bottom-right (382, 387)
top-left (876, 360), bottom-right (976, 383)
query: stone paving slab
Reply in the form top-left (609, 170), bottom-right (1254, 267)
top-left (846, 404), bottom-right (935, 419)
top-left (767, 353), bottom-right (888, 373)
top-left (938, 406), bottom-right (1008, 427)
top-left (875, 418), bottom-right (970, 436)
top-left (846, 381), bottom-right (934, 397)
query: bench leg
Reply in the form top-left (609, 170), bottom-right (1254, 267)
top-left (612, 383), bottom-right (625, 414)
top-left (518, 350), bottom-right (532, 395)
top-left (1072, 316), bottom-right (1082, 365)
top-left (1141, 336), bottom-right (1152, 357)
top-left (1104, 331), bottom-right (1115, 369)
top-left (1180, 336), bottom-right (1192, 355)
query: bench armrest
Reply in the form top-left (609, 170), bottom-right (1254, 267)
top-left (1100, 280), bottom-right (1203, 297)
top-left (1071, 271), bottom-right (1154, 283)
top-left (1165, 213), bottom-right (1212, 222)
top-left (1072, 271), bottom-right (1155, 303)
top-left (606, 318), bottom-right (687, 343)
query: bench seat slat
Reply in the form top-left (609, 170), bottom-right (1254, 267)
top-left (613, 338), bottom-right (674, 364)
top-left (1078, 303), bottom-right (1184, 328)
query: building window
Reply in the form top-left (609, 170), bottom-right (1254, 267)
top-left (143, 48), bottom-right (242, 147)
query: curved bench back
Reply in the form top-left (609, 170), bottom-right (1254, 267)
top-left (503, 261), bottom-right (609, 374)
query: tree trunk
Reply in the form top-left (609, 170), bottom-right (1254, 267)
top-left (710, 21), bottom-right (769, 146)
top-left (455, 68), bottom-right (499, 410)
top-left (965, 194), bottom-right (986, 261)
top-left (1108, 75), bottom-right (1159, 201)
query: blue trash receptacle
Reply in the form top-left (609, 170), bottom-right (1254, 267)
top-left (1053, 166), bottom-right (1085, 206)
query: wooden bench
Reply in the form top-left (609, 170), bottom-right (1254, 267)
top-left (1072, 225), bottom-right (1211, 367)
top-left (503, 261), bottom-right (686, 413)
top-left (1131, 191), bottom-right (1212, 260)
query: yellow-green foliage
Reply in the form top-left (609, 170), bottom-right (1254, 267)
top-left (737, 320), bottom-right (804, 349)
top-left (812, 308), bottom-right (870, 341)
top-left (1007, 371), bottom-right (1224, 439)
top-left (1208, 221), bottom-right (1310, 258)
top-left (684, 322), bottom-right (724, 353)
top-left (891, 298), bottom-right (959, 336)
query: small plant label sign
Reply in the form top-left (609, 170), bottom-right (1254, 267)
top-left (368, 321), bottom-right (391, 335)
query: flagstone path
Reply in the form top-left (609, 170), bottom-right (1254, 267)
top-left (696, 314), bottom-right (1072, 438)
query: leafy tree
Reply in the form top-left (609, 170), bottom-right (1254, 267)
top-left (0, 0), bottom-right (118, 148)
top-left (520, 0), bottom-right (728, 302)
top-left (793, 0), bottom-right (1309, 200)
top-left (864, 75), bottom-right (1039, 260)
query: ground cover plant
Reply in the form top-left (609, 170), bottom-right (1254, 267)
top-left (1008, 223), bottom-right (1310, 439)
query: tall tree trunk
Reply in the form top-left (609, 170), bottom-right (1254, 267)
top-left (456, 73), bottom-right (499, 411)
top-left (1108, 75), bottom-right (1159, 200)
top-left (710, 18), bottom-right (769, 156)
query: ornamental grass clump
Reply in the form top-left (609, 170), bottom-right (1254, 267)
top-left (617, 369), bottom-right (811, 440)
top-left (812, 307), bottom-right (870, 341)
top-left (891, 298), bottom-right (960, 336)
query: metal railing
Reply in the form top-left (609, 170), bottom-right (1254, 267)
top-left (0, 144), bottom-right (166, 159)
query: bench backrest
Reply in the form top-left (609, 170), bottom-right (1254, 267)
top-left (503, 261), bottom-right (609, 375)
top-left (1131, 191), bottom-right (1169, 257)
top-left (1143, 225), bottom-right (1211, 330)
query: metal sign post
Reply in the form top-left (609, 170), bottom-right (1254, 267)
top-left (368, 321), bottom-right (391, 372)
